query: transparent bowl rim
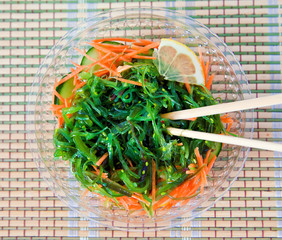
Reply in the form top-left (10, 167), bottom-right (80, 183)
top-left (27, 7), bottom-right (254, 231)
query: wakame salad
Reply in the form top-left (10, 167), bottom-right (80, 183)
top-left (51, 38), bottom-right (233, 215)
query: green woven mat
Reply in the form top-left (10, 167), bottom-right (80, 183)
top-left (0, 0), bottom-right (281, 238)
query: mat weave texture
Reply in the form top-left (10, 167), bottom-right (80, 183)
top-left (0, 0), bottom-right (281, 239)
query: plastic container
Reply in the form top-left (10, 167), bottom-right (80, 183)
top-left (28, 8), bottom-right (254, 231)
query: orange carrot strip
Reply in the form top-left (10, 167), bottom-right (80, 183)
top-left (125, 42), bottom-right (160, 57)
top-left (96, 152), bottom-right (109, 166)
top-left (92, 37), bottom-right (136, 43)
top-left (204, 60), bottom-right (210, 83)
top-left (185, 117), bottom-right (197, 121)
top-left (205, 73), bottom-right (214, 90)
top-left (49, 104), bottom-right (64, 111)
top-left (189, 163), bottom-right (197, 169)
top-left (185, 170), bottom-right (195, 174)
top-left (57, 65), bottom-right (86, 86)
top-left (130, 46), bottom-right (150, 55)
top-left (200, 172), bottom-right (206, 193)
top-left (97, 43), bottom-right (130, 49)
top-left (198, 47), bottom-right (204, 66)
top-left (195, 147), bottom-right (203, 167)
top-left (131, 44), bottom-right (146, 50)
top-left (87, 42), bottom-right (119, 56)
top-left (204, 150), bottom-right (211, 165)
top-left (57, 116), bottom-right (64, 128)
top-left (139, 39), bottom-right (154, 45)
top-left (207, 155), bottom-right (217, 173)
top-left (131, 42), bottom-right (147, 46)
top-left (125, 157), bottom-right (134, 168)
top-left (53, 90), bottom-right (65, 104)
top-left (85, 52), bottom-right (111, 72)
top-left (221, 114), bottom-right (234, 124)
top-left (226, 122), bottom-right (233, 132)
top-left (113, 77), bottom-right (142, 86)
top-left (73, 74), bottom-right (78, 85)
top-left (132, 194), bottom-right (149, 205)
top-left (185, 82), bottom-right (191, 94)
top-left (180, 181), bottom-right (201, 206)
top-left (118, 198), bottom-right (129, 210)
top-left (204, 150), bottom-right (212, 174)
top-left (152, 160), bottom-right (156, 203)
top-left (94, 69), bottom-right (109, 77)
top-left (153, 174), bottom-right (201, 210)
top-left (131, 55), bottom-right (156, 59)
top-left (74, 48), bottom-right (120, 76)
top-left (72, 81), bottom-right (87, 93)
top-left (97, 47), bottom-right (135, 54)
top-left (117, 65), bottom-right (133, 73)
top-left (64, 98), bottom-right (71, 108)
top-left (92, 166), bottom-right (108, 179)
top-left (70, 60), bottom-right (81, 68)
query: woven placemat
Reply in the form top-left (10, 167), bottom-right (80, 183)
top-left (0, 0), bottom-right (281, 238)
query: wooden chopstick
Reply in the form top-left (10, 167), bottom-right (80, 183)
top-left (167, 127), bottom-right (282, 152)
top-left (161, 94), bottom-right (282, 120)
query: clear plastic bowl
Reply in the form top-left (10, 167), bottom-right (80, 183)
top-left (28, 8), bottom-right (254, 231)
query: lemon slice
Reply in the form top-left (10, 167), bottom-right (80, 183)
top-left (153, 38), bottom-right (205, 85)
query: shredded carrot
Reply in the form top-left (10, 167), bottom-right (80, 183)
top-left (207, 155), bottom-right (216, 173)
top-left (185, 170), bottom-right (195, 174)
top-left (125, 42), bottom-right (160, 58)
top-left (92, 37), bottom-right (136, 43)
top-left (132, 194), bottom-right (150, 206)
top-left (70, 60), bottom-right (81, 68)
top-left (226, 122), bottom-right (233, 132)
top-left (96, 152), bottom-right (109, 166)
top-left (221, 114), bottom-right (234, 124)
top-left (131, 42), bottom-right (147, 46)
top-left (85, 52), bottom-right (111, 72)
top-left (113, 77), bottom-right (143, 86)
top-left (86, 42), bottom-right (119, 57)
top-left (185, 117), bottom-right (197, 121)
top-left (117, 65), bottom-right (133, 73)
top-left (57, 116), bottom-right (64, 128)
top-left (189, 163), bottom-right (197, 169)
top-left (139, 39), bottom-right (155, 45)
top-left (185, 82), bottom-right (191, 94)
top-left (177, 142), bottom-right (183, 146)
top-left (49, 104), bottom-right (64, 112)
top-left (94, 69), bottom-right (109, 77)
top-left (204, 150), bottom-right (211, 165)
top-left (64, 98), bottom-right (71, 108)
top-left (74, 48), bottom-right (120, 77)
top-left (205, 73), bottom-right (214, 90)
top-left (195, 147), bottom-right (203, 167)
top-left (152, 160), bottom-right (156, 203)
top-left (125, 157), bottom-right (134, 168)
top-left (204, 60), bottom-right (210, 83)
top-left (57, 65), bottom-right (86, 86)
top-left (92, 165), bottom-right (108, 179)
top-left (72, 81), bottom-right (87, 93)
top-left (131, 55), bottom-right (156, 59)
top-left (131, 44), bottom-right (148, 52)
top-left (119, 198), bottom-right (130, 210)
top-left (194, 147), bottom-right (208, 193)
top-left (53, 90), bottom-right (65, 104)
top-left (198, 47), bottom-right (205, 73)
top-left (96, 43), bottom-right (130, 49)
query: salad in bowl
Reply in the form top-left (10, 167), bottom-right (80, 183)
top-left (28, 8), bottom-right (253, 231)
